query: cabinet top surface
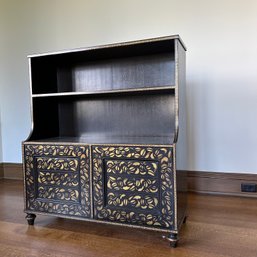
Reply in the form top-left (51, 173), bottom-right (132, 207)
top-left (28, 35), bottom-right (186, 58)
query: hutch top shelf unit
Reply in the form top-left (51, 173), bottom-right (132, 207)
top-left (27, 35), bottom-right (186, 146)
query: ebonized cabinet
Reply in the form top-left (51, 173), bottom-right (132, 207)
top-left (23, 35), bottom-right (187, 247)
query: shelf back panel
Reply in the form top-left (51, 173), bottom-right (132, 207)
top-left (56, 53), bottom-right (174, 93)
top-left (58, 94), bottom-right (175, 141)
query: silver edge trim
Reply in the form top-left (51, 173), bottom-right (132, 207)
top-left (173, 146), bottom-right (178, 231)
top-left (27, 35), bottom-right (186, 58)
top-left (32, 86), bottom-right (176, 98)
top-left (89, 146), bottom-right (93, 219)
top-left (22, 144), bottom-right (27, 213)
top-left (173, 39), bottom-right (179, 144)
top-left (25, 58), bottom-right (34, 141)
top-left (23, 142), bottom-right (175, 148)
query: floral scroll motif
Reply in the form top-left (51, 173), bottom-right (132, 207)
top-left (92, 146), bottom-right (174, 229)
top-left (107, 193), bottom-right (158, 210)
top-left (37, 187), bottom-right (80, 202)
top-left (107, 176), bottom-right (158, 193)
top-left (36, 157), bottom-right (79, 172)
top-left (38, 171), bottom-right (79, 187)
top-left (105, 159), bottom-right (158, 176)
top-left (24, 144), bottom-right (91, 218)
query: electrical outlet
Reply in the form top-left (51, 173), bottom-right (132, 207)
top-left (241, 183), bottom-right (257, 193)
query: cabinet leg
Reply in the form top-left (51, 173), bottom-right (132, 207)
top-left (162, 233), bottom-right (179, 248)
top-left (26, 213), bottom-right (36, 225)
top-left (183, 215), bottom-right (188, 224)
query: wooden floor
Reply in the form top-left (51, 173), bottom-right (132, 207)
top-left (0, 180), bottom-right (257, 257)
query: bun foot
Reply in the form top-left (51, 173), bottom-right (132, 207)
top-left (26, 213), bottom-right (36, 225)
top-left (162, 233), bottom-right (179, 248)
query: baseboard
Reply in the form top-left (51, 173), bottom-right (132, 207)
top-left (188, 170), bottom-right (257, 198)
top-left (0, 163), bottom-right (4, 179)
top-left (1, 163), bottom-right (257, 197)
top-left (0, 163), bottom-right (23, 180)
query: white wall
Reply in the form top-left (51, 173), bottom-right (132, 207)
top-left (0, 1), bottom-right (6, 163)
top-left (1, 0), bottom-right (257, 173)
top-left (0, 109), bottom-right (2, 162)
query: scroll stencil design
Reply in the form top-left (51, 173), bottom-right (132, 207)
top-left (92, 146), bottom-right (174, 228)
top-left (24, 144), bottom-right (91, 217)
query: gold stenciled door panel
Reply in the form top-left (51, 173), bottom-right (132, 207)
top-left (92, 146), bottom-right (174, 229)
top-left (24, 144), bottom-right (91, 218)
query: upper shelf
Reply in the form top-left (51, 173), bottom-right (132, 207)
top-left (30, 38), bottom-right (177, 95)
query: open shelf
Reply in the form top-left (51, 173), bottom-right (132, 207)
top-left (28, 36), bottom-right (178, 145)
top-left (30, 40), bottom-right (175, 95)
top-left (29, 92), bottom-right (176, 144)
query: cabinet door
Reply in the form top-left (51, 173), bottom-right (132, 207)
top-left (92, 145), bottom-right (174, 229)
top-left (23, 144), bottom-right (91, 218)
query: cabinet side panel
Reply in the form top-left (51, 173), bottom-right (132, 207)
top-left (176, 40), bottom-right (187, 170)
top-left (176, 168), bottom-right (187, 228)
top-left (175, 40), bottom-right (188, 226)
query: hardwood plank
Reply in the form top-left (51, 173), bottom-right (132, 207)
top-left (0, 179), bottom-right (257, 256)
